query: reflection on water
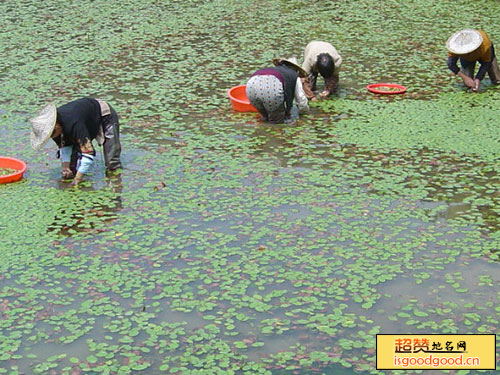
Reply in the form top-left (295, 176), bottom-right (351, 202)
top-left (224, 122), bottom-right (498, 233)
top-left (48, 174), bottom-right (123, 236)
top-left (9, 125), bottom-right (495, 374)
top-left (2, 0), bottom-right (499, 373)
top-left (29, 165), bottom-right (494, 372)
top-left (370, 258), bottom-right (500, 328)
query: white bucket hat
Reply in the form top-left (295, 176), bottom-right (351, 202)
top-left (446, 29), bottom-right (483, 55)
top-left (273, 57), bottom-right (307, 77)
top-left (29, 103), bottom-right (57, 150)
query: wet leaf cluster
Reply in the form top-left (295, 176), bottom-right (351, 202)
top-left (1, 0), bottom-right (499, 374)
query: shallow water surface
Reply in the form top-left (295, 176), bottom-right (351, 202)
top-left (0, 0), bottom-right (499, 374)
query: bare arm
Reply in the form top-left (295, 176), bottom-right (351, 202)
top-left (456, 71), bottom-right (475, 88)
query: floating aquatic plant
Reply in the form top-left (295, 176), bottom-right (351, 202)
top-left (0, 0), bottom-right (499, 374)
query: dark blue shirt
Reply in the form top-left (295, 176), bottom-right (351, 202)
top-left (53, 98), bottom-right (102, 153)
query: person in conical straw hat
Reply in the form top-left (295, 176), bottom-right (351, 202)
top-left (29, 97), bottom-right (122, 185)
top-left (245, 57), bottom-right (309, 124)
top-left (446, 29), bottom-right (500, 92)
top-left (301, 41), bottom-right (342, 100)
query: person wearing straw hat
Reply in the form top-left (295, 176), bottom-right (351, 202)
top-left (446, 29), bottom-right (500, 92)
top-left (29, 97), bottom-right (122, 185)
top-left (301, 41), bottom-right (342, 100)
top-left (245, 57), bottom-right (309, 124)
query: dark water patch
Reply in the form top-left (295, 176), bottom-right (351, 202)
top-left (1, 0), bottom-right (499, 374)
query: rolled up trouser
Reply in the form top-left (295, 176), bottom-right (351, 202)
top-left (246, 75), bottom-right (286, 124)
top-left (487, 57), bottom-right (500, 83)
top-left (101, 106), bottom-right (122, 171)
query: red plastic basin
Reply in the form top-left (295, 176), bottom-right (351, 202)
top-left (227, 85), bottom-right (258, 112)
top-left (0, 157), bottom-right (27, 184)
top-left (366, 83), bottom-right (407, 95)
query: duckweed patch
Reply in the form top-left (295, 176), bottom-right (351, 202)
top-left (1, 0), bottom-right (499, 374)
top-left (0, 168), bottom-right (17, 176)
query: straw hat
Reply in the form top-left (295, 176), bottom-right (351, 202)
top-left (446, 29), bottom-right (483, 55)
top-left (29, 103), bottom-right (57, 150)
top-left (273, 57), bottom-right (307, 77)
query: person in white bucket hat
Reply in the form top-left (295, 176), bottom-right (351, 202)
top-left (446, 29), bottom-right (500, 92)
top-left (29, 97), bottom-right (122, 185)
top-left (245, 57), bottom-right (309, 124)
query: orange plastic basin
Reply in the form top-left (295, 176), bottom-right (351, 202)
top-left (366, 83), bottom-right (407, 95)
top-left (227, 85), bottom-right (258, 112)
top-left (0, 157), bottom-right (27, 184)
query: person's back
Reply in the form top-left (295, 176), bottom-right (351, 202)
top-left (246, 58), bottom-right (308, 123)
top-left (56, 98), bottom-right (102, 148)
top-left (302, 41), bottom-right (342, 99)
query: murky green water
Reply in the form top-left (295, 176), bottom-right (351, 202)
top-left (0, 0), bottom-right (498, 374)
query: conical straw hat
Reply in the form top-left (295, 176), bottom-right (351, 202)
top-left (273, 57), bottom-right (307, 77)
top-left (446, 29), bottom-right (483, 55)
top-left (29, 103), bottom-right (57, 150)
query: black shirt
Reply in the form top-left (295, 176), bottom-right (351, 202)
top-left (273, 65), bottom-right (298, 112)
top-left (53, 98), bottom-right (102, 153)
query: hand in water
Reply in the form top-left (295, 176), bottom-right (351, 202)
top-left (472, 78), bottom-right (480, 92)
top-left (319, 90), bottom-right (329, 99)
top-left (61, 167), bottom-right (74, 179)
